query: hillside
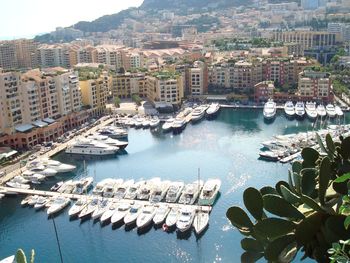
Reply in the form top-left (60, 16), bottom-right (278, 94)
top-left (141, 0), bottom-right (253, 10)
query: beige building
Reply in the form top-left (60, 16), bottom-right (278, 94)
top-left (233, 60), bottom-right (263, 91)
top-left (80, 72), bottom-right (109, 116)
top-left (273, 31), bottom-right (337, 53)
top-left (0, 42), bottom-right (18, 70)
top-left (37, 44), bottom-right (78, 68)
top-left (188, 61), bottom-right (208, 96)
top-left (110, 72), bottom-right (147, 99)
top-left (0, 71), bottom-right (23, 134)
top-left (14, 39), bottom-right (38, 68)
top-left (146, 72), bottom-right (184, 105)
top-left (298, 70), bottom-right (332, 102)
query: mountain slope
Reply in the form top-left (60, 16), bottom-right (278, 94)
top-left (141, 0), bottom-right (253, 9)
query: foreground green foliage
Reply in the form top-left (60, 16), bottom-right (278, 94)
top-left (16, 249), bottom-right (35, 263)
top-left (227, 134), bottom-right (350, 262)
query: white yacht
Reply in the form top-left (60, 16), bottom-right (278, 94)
top-left (259, 151), bottom-right (280, 161)
top-left (102, 179), bottom-right (123, 198)
top-left (47, 197), bottom-right (70, 216)
top-left (111, 203), bottom-right (130, 225)
top-left (176, 207), bottom-right (195, 232)
top-left (21, 196), bottom-right (31, 206)
top-left (34, 196), bottom-right (48, 210)
top-left (136, 205), bottom-right (156, 229)
top-left (153, 205), bottom-right (170, 225)
top-left (137, 178), bottom-right (161, 200)
top-left (178, 180), bottom-right (204, 205)
top-left (98, 126), bottom-right (128, 140)
top-left (193, 208), bottom-right (210, 235)
top-left (198, 179), bottom-right (221, 206)
top-left (142, 119), bottom-right (151, 128)
top-left (6, 181), bottom-right (30, 189)
top-left (165, 182), bottom-right (185, 203)
top-left (326, 104), bottom-right (336, 118)
top-left (294, 101), bottom-right (305, 119)
top-left (100, 202), bottom-right (118, 223)
top-left (78, 198), bottom-right (99, 219)
top-left (263, 99), bottom-right (277, 120)
top-left (305, 102), bottom-right (318, 119)
top-left (12, 176), bottom-right (30, 184)
top-left (86, 135), bottom-right (128, 150)
top-left (284, 101), bottom-right (295, 118)
top-left (68, 199), bottom-right (88, 217)
top-left (335, 106), bottom-right (344, 117)
top-left (206, 103), bottom-right (220, 118)
top-left (124, 180), bottom-right (145, 200)
top-left (165, 207), bottom-right (180, 228)
top-left (57, 180), bottom-right (76, 194)
top-left (124, 205), bottom-right (142, 226)
top-left (92, 178), bottom-right (114, 196)
top-left (149, 180), bottom-right (170, 203)
top-left (114, 179), bottom-right (134, 199)
top-left (50, 181), bottom-right (64, 192)
top-left (72, 177), bottom-right (94, 195)
top-left (40, 159), bottom-right (76, 173)
top-left (65, 140), bottom-right (119, 155)
top-left (317, 104), bottom-right (327, 118)
top-left (191, 106), bottom-right (207, 123)
top-left (27, 166), bottom-right (57, 177)
top-left (28, 195), bottom-right (40, 206)
top-left (22, 173), bottom-right (46, 183)
top-left (134, 118), bottom-right (143, 128)
top-left (162, 118), bottom-right (175, 132)
top-left (91, 199), bottom-right (110, 220)
top-left (172, 117), bottom-right (187, 133)
top-left (149, 117), bottom-right (160, 128)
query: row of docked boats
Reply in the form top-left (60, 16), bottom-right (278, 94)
top-left (5, 159), bottom-right (76, 188)
top-left (89, 178), bottom-right (221, 206)
top-left (259, 124), bottom-right (350, 162)
top-left (21, 194), bottom-right (71, 216)
top-left (53, 177), bottom-right (94, 195)
top-left (263, 99), bottom-right (344, 120)
top-left (162, 103), bottom-right (221, 133)
top-left (118, 116), bottom-right (161, 129)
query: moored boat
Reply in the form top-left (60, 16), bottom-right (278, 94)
top-left (316, 104), bottom-right (327, 118)
top-left (178, 180), bottom-right (204, 205)
top-left (193, 208), bottom-right (210, 235)
top-left (326, 104), bottom-right (336, 118)
top-left (206, 103), bottom-right (220, 118)
top-left (284, 101), bottom-right (295, 118)
top-left (124, 205), bottom-right (142, 226)
top-left (335, 106), bottom-right (344, 117)
top-left (136, 205), bottom-right (156, 229)
top-left (111, 203), bottom-right (130, 225)
top-left (305, 102), bottom-right (318, 119)
top-left (162, 118), bottom-right (175, 132)
top-left (263, 99), bottom-right (276, 120)
top-left (176, 207), bottom-right (195, 232)
top-left (198, 179), bottom-right (221, 206)
top-left (294, 101), bottom-right (305, 119)
top-left (153, 205), bottom-right (170, 225)
top-left (47, 197), bottom-right (70, 216)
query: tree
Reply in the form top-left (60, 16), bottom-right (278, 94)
top-left (226, 134), bottom-right (350, 262)
top-left (16, 249), bottom-right (35, 263)
top-left (131, 94), bottom-right (142, 106)
top-left (114, 97), bottom-right (121, 108)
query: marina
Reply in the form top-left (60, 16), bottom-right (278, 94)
top-left (0, 108), bottom-right (349, 262)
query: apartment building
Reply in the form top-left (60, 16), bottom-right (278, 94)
top-left (37, 44), bottom-right (78, 68)
top-left (298, 70), bottom-right (333, 102)
top-left (14, 39), bottom-right (39, 68)
top-left (254, 81), bottom-right (275, 103)
top-left (0, 42), bottom-right (18, 70)
top-left (110, 72), bottom-right (147, 99)
top-left (232, 60), bottom-right (263, 91)
top-left (80, 72), bottom-right (109, 116)
top-left (188, 61), bottom-right (208, 95)
top-left (146, 72), bottom-right (184, 105)
top-left (95, 45), bottom-right (123, 69)
top-left (0, 72), bottom-right (23, 134)
top-left (273, 31), bottom-right (337, 53)
top-left (77, 46), bottom-right (97, 64)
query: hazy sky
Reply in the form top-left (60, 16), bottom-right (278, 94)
top-left (0, 0), bottom-right (143, 40)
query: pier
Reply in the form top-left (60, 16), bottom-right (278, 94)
top-left (0, 186), bottom-right (212, 212)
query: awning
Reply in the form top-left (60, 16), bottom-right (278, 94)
top-left (32, 120), bottom-right (48, 128)
top-left (43, 118), bottom-right (55, 124)
top-left (15, 124), bottom-right (34, 132)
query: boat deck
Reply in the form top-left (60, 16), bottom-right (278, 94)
top-left (0, 186), bottom-right (212, 212)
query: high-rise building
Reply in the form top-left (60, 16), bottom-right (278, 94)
top-left (0, 42), bottom-right (18, 70)
top-left (14, 39), bottom-right (39, 68)
top-left (233, 60), bottom-right (263, 91)
top-left (188, 61), bottom-right (208, 95)
top-left (110, 72), bottom-right (147, 99)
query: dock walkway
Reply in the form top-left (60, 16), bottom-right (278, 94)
top-left (0, 186), bottom-right (212, 212)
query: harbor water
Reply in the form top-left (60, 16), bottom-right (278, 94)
top-left (1, 108), bottom-right (349, 263)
